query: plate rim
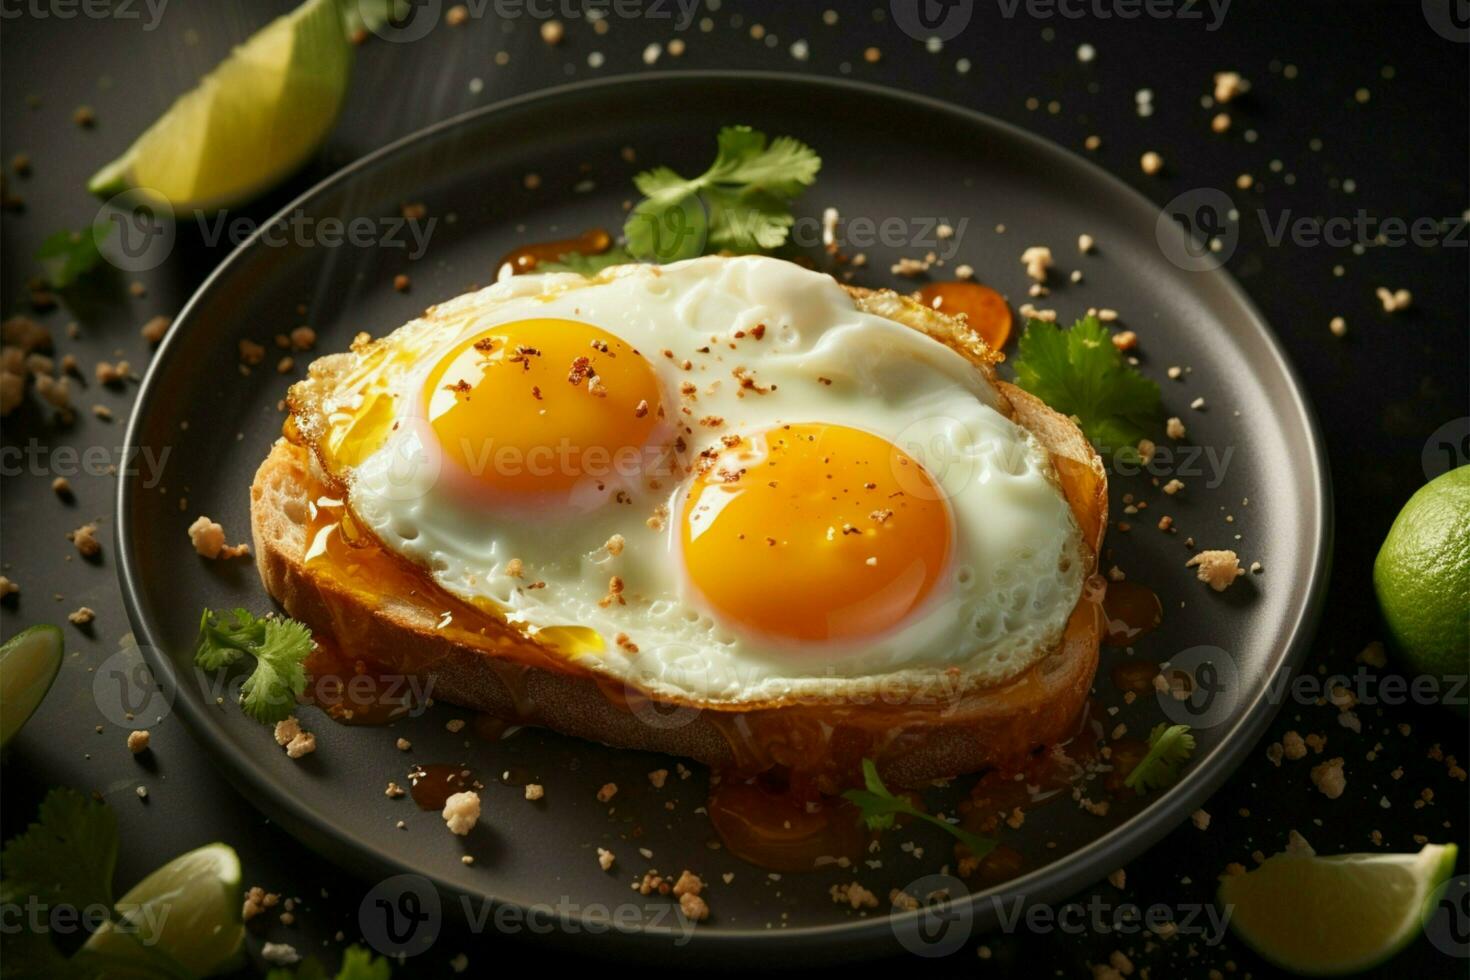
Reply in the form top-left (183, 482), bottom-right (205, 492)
top-left (116, 69), bottom-right (1334, 956)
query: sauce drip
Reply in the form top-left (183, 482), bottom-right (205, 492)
top-left (706, 773), bottom-right (870, 873)
top-left (1102, 580), bottom-right (1162, 646)
top-left (407, 764), bottom-right (477, 811)
top-left (498, 227), bottom-right (612, 276)
top-left (914, 281), bottom-right (1014, 349)
top-left (305, 639), bottom-right (420, 725)
top-left (1110, 658), bottom-right (1163, 695)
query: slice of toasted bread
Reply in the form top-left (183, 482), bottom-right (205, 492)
top-left (252, 279), bottom-right (1105, 786)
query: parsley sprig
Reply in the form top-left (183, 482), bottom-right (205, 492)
top-left (843, 759), bottom-right (997, 858)
top-left (0, 789), bottom-right (194, 978)
top-left (35, 225), bottom-right (112, 288)
top-left (195, 608), bottom-right (313, 724)
top-left (623, 126), bottom-right (821, 262)
top-left (1012, 314), bottom-right (1163, 458)
top-left (269, 945), bottom-right (393, 980)
top-left (1123, 723), bottom-right (1196, 794)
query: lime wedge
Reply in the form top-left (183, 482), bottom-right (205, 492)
top-left (88, 0), bottom-right (352, 212)
top-left (0, 625), bottom-right (64, 749)
top-left (1220, 842), bottom-right (1458, 976)
top-left (82, 842), bottom-right (244, 978)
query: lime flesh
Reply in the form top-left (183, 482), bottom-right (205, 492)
top-left (1220, 842), bottom-right (1458, 976)
top-left (82, 842), bottom-right (244, 978)
top-left (0, 625), bottom-right (64, 748)
top-left (88, 0), bottom-right (352, 212)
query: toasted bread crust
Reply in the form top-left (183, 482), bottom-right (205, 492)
top-left (253, 279), bottom-right (1105, 786)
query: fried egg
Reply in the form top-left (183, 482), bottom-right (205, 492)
top-left (290, 256), bottom-right (1087, 704)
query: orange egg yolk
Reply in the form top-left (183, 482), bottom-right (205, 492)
top-left (423, 318), bottom-right (663, 500)
top-left (681, 423), bottom-right (953, 644)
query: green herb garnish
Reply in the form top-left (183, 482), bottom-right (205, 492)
top-left (269, 945), bottom-right (393, 980)
top-left (1123, 723), bottom-right (1196, 794)
top-left (1012, 314), bottom-right (1163, 457)
top-left (540, 245), bottom-right (637, 276)
top-left (195, 608), bottom-right (312, 724)
top-left (843, 759), bottom-right (996, 858)
top-left (35, 225), bottom-right (112, 288)
top-left (624, 125), bottom-right (820, 262)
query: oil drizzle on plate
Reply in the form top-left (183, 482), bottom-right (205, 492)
top-left (914, 280), bottom-right (1014, 349)
top-left (407, 764), bottom-right (477, 811)
top-left (498, 227), bottom-right (611, 276)
top-left (706, 772), bottom-right (870, 873)
top-left (1102, 580), bottom-right (1163, 646)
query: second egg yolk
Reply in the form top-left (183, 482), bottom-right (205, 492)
top-left (681, 423), bottom-right (954, 645)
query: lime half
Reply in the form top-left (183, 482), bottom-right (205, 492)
top-left (1220, 842), bottom-right (1458, 976)
top-left (82, 842), bottom-right (244, 978)
top-left (88, 0), bottom-right (352, 212)
top-left (0, 625), bottom-right (64, 748)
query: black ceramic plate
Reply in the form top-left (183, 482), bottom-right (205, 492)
top-left (117, 72), bottom-right (1330, 962)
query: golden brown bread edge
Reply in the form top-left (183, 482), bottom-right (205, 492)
top-left (252, 283), bottom-right (1108, 787)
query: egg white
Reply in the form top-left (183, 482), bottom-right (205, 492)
top-left (342, 256), bottom-right (1085, 704)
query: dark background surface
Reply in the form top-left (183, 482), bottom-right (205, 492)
top-left (2, 1), bottom-right (1466, 976)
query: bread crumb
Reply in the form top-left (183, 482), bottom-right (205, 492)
top-left (1162, 479), bottom-right (1185, 495)
top-left (68, 606), bottom-right (94, 626)
top-left (1020, 246), bottom-right (1053, 282)
top-left (1329, 316), bottom-right (1346, 337)
top-left (189, 516), bottom-right (250, 560)
top-left (678, 892), bottom-right (709, 921)
top-left (1310, 757), bottom-right (1346, 799)
top-left (1111, 330), bottom-right (1137, 351)
top-left (442, 791), bottom-right (481, 835)
top-left (127, 729), bottom-right (150, 754)
top-left (273, 717), bottom-right (302, 746)
top-left (540, 19), bottom-right (564, 45)
top-left (1140, 151), bottom-right (1163, 175)
top-left (1375, 286), bottom-right (1412, 313)
top-left (285, 731), bottom-right (316, 759)
top-left (385, 781), bottom-right (405, 799)
top-left (396, 737), bottom-right (412, 751)
top-left (242, 886), bottom-right (280, 922)
top-left (0, 576), bottom-right (17, 599)
top-left (524, 783), bottom-right (544, 801)
top-left (1078, 233), bottom-right (1095, 254)
top-left (1186, 550), bottom-right (1245, 591)
top-left (596, 782), bottom-right (618, 803)
top-left (1166, 417), bottom-right (1186, 440)
top-left (140, 315), bottom-right (171, 344)
top-left (597, 847), bottom-right (616, 871)
top-left (69, 522), bottom-right (101, 557)
top-left (1213, 71), bottom-right (1247, 104)
top-left (1191, 809), bottom-right (1211, 830)
top-left (829, 881), bottom-right (879, 909)
top-left (648, 768), bottom-right (669, 789)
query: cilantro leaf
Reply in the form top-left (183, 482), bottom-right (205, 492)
top-left (1011, 315), bottom-right (1163, 457)
top-left (1, 787), bottom-right (117, 913)
top-left (269, 946), bottom-right (393, 980)
top-left (539, 245), bottom-right (637, 276)
top-left (842, 759), bottom-right (997, 859)
top-left (1123, 723), bottom-right (1196, 795)
top-left (195, 609), bottom-right (312, 724)
top-left (623, 126), bottom-right (820, 261)
top-left (35, 225), bottom-right (112, 289)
